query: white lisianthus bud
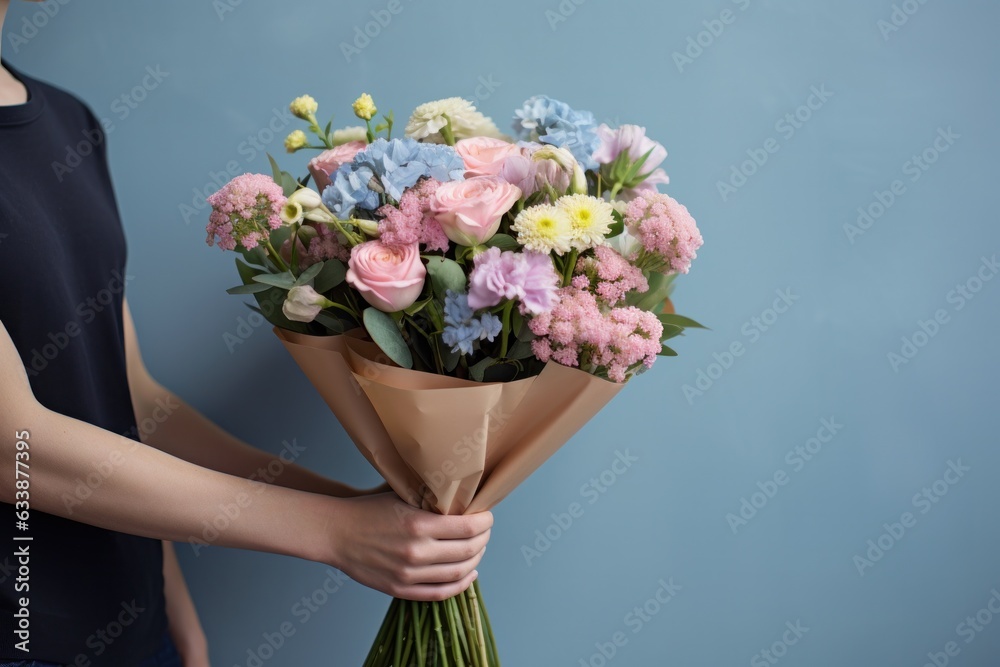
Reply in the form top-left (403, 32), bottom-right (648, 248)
top-left (303, 208), bottom-right (336, 223)
top-left (280, 200), bottom-right (304, 225)
top-left (282, 285), bottom-right (333, 323)
top-left (332, 126), bottom-right (368, 145)
top-left (353, 218), bottom-right (380, 236)
top-left (532, 145), bottom-right (578, 172)
top-left (569, 163), bottom-right (587, 195)
top-left (288, 188), bottom-right (323, 210)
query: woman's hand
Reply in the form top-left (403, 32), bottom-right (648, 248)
top-left (327, 493), bottom-right (492, 601)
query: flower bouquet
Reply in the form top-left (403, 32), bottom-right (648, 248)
top-left (204, 92), bottom-right (704, 665)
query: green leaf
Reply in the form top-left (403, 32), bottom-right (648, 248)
top-left (622, 147), bottom-right (656, 186)
top-left (484, 234), bottom-right (520, 251)
top-left (659, 313), bottom-right (708, 330)
top-left (363, 308), bottom-right (413, 369)
top-left (313, 259), bottom-right (347, 292)
top-left (607, 210), bottom-right (624, 238)
top-left (628, 271), bottom-right (676, 310)
top-left (267, 153), bottom-right (283, 184)
top-left (404, 297), bottom-right (432, 316)
top-left (226, 282), bottom-right (271, 295)
top-left (658, 344), bottom-right (678, 357)
top-left (295, 261), bottom-right (324, 286)
top-left (659, 323), bottom-right (685, 341)
top-left (468, 356), bottom-right (495, 382)
top-left (238, 246), bottom-right (268, 269)
top-left (442, 344), bottom-right (461, 372)
top-left (280, 172), bottom-right (298, 197)
top-left (252, 272), bottom-right (296, 289)
top-left (507, 339), bottom-right (535, 360)
top-left (424, 256), bottom-right (466, 299)
top-left (252, 286), bottom-right (311, 334)
top-left (314, 311), bottom-right (346, 333)
top-left (235, 256), bottom-right (263, 284)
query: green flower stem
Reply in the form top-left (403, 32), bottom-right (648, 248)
top-left (432, 602), bottom-right (448, 664)
top-left (561, 248), bottom-right (579, 287)
top-left (609, 180), bottom-right (624, 200)
top-left (440, 116), bottom-right (456, 146)
top-left (394, 598), bottom-right (405, 666)
top-left (263, 239), bottom-right (289, 273)
top-left (467, 584), bottom-right (489, 666)
top-left (457, 592), bottom-right (480, 667)
top-left (449, 596), bottom-right (471, 665)
top-left (289, 224), bottom-right (300, 275)
top-left (322, 301), bottom-right (359, 320)
top-left (476, 581), bottom-right (500, 665)
top-left (499, 301), bottom-right (514, 359)
top-left (446, 598), bottom-right (466, 667)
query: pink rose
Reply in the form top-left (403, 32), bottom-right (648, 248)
top-left (429, 176), bottom-right (522, 246)
top-left (346, 240), bottom-right (426, 312)
top-left (308, 141), bottom-right (366, 194)
top-left (454, 137), bottom-right (521, 177)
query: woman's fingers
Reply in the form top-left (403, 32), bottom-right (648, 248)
top-left (393, 568), bottom-right (481, 602)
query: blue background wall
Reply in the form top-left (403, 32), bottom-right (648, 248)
top-left (6, 0), bottom-right (999, 664)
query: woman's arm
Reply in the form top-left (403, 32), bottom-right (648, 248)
top-left (123, 300), bottom-right (368, 498)
top-left (0, 318), bottom-right (490, 600)
top-left (163, 541), bottom-right (211, 667)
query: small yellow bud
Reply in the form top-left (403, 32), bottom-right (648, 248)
top-left (284, 130), bottom-right (308, 153)
top-left (352, 93), bottom-right (377, 121)
top-left (289, 95), bottom-right (318, 120)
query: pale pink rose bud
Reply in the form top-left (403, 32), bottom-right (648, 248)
top-left (429, 176), bottom-right (522, 247)
top-left (346, 240), bottom-right (426, 312)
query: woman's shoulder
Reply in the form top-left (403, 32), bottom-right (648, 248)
top-left (5, 60), bottom-right (102, 131)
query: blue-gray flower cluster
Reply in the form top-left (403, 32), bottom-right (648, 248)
top-left (321, 138), bottom-right (466, 218)
top-left (441, 290), bottom-right (502, 356)
top-left (512, 95), bottom-right (600, 171)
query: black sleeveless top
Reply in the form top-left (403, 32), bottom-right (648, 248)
top-left (0, 61), bottom-right (166, 664)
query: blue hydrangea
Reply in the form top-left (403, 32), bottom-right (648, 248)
top-left (321, 138), bottom-right (466, 218)
top-left (512, 95), bottom-right (601, 171)
top-left (441, 290), bottom-right (502, 356)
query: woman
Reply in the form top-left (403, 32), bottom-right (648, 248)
top-left (0, 1), bottom-right (493, 665)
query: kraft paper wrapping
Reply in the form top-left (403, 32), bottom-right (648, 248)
top-left (274, 327), bottom-right (623, 515)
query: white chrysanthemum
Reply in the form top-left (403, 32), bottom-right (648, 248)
top-left (405, 97), bottom-right (503, 143)
top-left (556, 194), bottom-right (614, 250)
top-left (511, 204), bottom-right (574, 255)
top-left (332, 125), bottom-right (368, 145)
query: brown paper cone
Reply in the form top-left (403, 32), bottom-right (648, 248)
top-left (274, 328), bottom-right (623, 515)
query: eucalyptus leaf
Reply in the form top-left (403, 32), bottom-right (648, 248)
top-left (658, 344), bottom-right (678, 357)
top-left (507, 339), bottom-right (535, 360)
top-left (226, 282), bottom-right (271, 295)
top-left (442, 344), bottom-right (461, 373)
top-left (468, 356), bottom-right (495, 382)
top-left (252, 272), bottom-right (296, 289)
top-left (235, 257), bottom-right (263, 285)
top-left (313, 311), bottom-right (346, 333)
top-left (313, 259), bottom-right (347, 292)
top-left (295, 261), bottom-right (324, 286)
top-left (363, 308), bottom-right (412, 369)
top-left (424, 256), bottom-right (466, 298)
